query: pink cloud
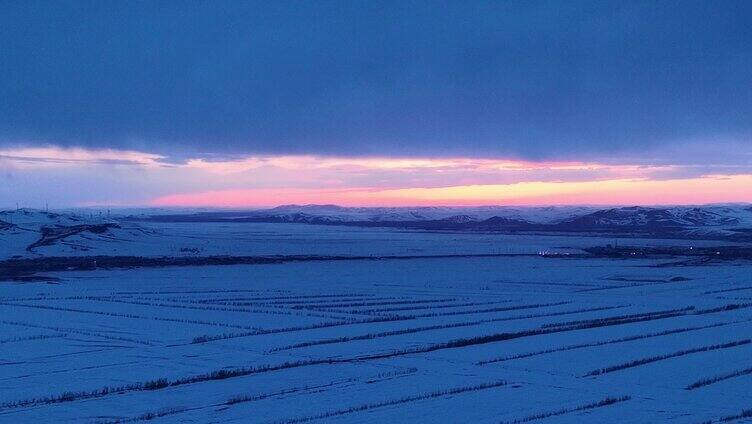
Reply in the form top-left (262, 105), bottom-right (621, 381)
top-left (151, 175), bottom-right (752, 207)
top-left (2, 145), bottom-right (749, 207)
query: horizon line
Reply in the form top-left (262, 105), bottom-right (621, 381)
top-left (3, 202), bottom-right (752, 213)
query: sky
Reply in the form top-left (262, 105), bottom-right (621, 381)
top-left (1, 1), bottom-right (751, 208)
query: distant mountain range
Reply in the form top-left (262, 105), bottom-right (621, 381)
top-left (137, 204), bottom-right (752, 241)
top-left (2, 205), bottom-right (751, 260)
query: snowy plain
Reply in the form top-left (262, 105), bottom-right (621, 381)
top-left (1, 209), bottom-right (752, 423)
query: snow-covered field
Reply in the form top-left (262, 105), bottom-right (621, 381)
top-left (2, 211), bottom-right (752, 423)
top-left (0, 209), bottom-right (741, 259)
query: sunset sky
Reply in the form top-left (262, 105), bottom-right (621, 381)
top-left (1, 1), bottom-right (751, 208)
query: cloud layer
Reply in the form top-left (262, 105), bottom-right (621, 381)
top-left (1, 147), bottom-right (751, 207)
top-left (2, 2), bottom-right (751, 207)
top-left (1, 1), bottom-right (751, 161)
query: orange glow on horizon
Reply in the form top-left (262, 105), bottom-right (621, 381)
top-left (3, 145), bottom-right (748, 208)
top-left (150, 174), bottom-right (752, 207)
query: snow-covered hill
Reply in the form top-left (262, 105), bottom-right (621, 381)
top-left (0, 209), bottom-right (152, 258)
top-left (2, 205), bottom-right (751, 259)
top-left (142, 204), bottom-right (600, 225)
top-left (559, 206), bottom-right (752, 229)
top-left (141, 204), bottom-right (752, 232)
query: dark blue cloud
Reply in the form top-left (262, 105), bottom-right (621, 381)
top-left (1, 0), bottom-right (751, 160)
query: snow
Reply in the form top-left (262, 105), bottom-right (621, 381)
top-left (3, 207), bottom-right (750, 259)
top-left (186, 204), bottom-right (604, 224)
top-left (1, 209), bottom-right (752, 422)
top-left (141, 203), bottom-right (752, 226)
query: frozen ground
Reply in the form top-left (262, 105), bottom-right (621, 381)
top-left (1, 212), bottom-right (752, 423)
top-left (0, 209), bottom-right (741, 259)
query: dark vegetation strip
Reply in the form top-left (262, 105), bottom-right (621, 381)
top-left (190, 315), bottom-right (400, 344)
top-left (0, 302), bottom-right (265, 331)
top-left (4, 303), bottom-right (603, 410)
top-left (704, 286), bottom-right (752, 295)
top-left (207, 294), bottom-right (374, 302)
top-left (125, 296), bottom-right (357, 321)
top-left (0, 253), bottom-right (538, 275)
top-left (0, 333), bottom-right (67, 344)
top-left (131, 296), bottom-right (375, 317)
top-left (87, 296), bottom-right (297, 316)
top-left (0, 290), bottom-right (288, 303)
top-left (499, 396), bottom-right (631, 424)
top-left (272, 381), bottom-right (508, 424)
top-left (108, 407), bottom-right (188, 423)
top-left (190, 296), bottom-right (393, 307)
top-left (478, 321), bottom-right (739, 365)
top-left (539, 303), bottom-right (752, 331)
top-left (99, 369), bottom-right (421, 423)
top-left (576, 279), bottom-right (688, 293)
top-left (0, 292), bottom-right (362, 304)
top-left (227, 368), bottom-right (418, 406)
top-left (250, 296), bottom-right (399, 306)
top-left (345, 305), bottom-right (748, 362)
top-left (84, 296), bottom-right (357, 321)
top-left (702, 408), bottom-right (752, 423)
top-left (291, 298), bottom-right (458, 309)
top-left (188, 293), bottom-right (374, 303)
top-left (224, 384), bottom-right (346, 407)
top-left (584, 339), bottom-right (752, 377)
top-left (541, 307), bottom-right (695, 328)
top-left (16, 300), bottom-right (741, 407)
top-left (268, 305), bottom-right (626, 353)
top-left (5, 300), bottom-right (744, 409)
top-left (301, 308), bottom-right (389, 317)
top-left (1, 357), bottom-right (414, 411)
top-left (693, 303), bottom-right (752, 315)
top-left (335, 301), bottom-right (504, 315)
top-left (494, 280), bottom-right (600, 288)
top-left (0, 358), bottom-right (341, 410)
top-left (113, 289), bottom-right (277, 295)
top-left (401, 301), bottom-right (571, 319)
top-left (192, 301), bottom-right (580, 345)
top-left (0, 320), bottom-right (152, 346)
top-left (98, 378), bottom-right (365, 423)
top-left (686, 366), bottom-right (752, 390)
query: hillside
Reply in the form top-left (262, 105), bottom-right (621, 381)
top-left (138, 204), bottom-right (752, 240)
